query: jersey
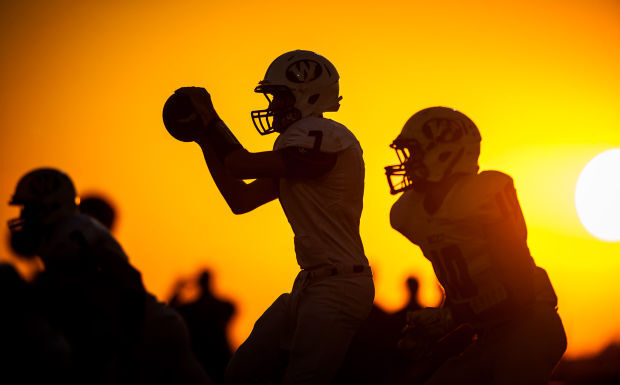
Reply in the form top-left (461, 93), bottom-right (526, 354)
top-left (38, 213), bottom-right (131, 272)
top-left (37, 212), bottom-right (145, 318)
top-left (391, 171), bottom-right (552, 325)
top-left (273, 116), bottom-right (368, 269)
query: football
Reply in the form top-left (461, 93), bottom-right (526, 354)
top-left (162, 92), bottom-right (203, 142)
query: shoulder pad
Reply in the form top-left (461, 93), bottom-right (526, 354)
top-left (448, 171), bottom-right (516, 217)
top-left (58, 213), bottom-right (111, 245)
top-left (40, 213), bottom-right (127, 261)
top-left (457, 170), bottom-right (513, 195)
top-left (474, 170), bottom-right (514, 193)
top-left (273, 117), bottom-right (358, 153)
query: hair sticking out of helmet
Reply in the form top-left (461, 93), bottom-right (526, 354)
top-left (251, 50), bottom-right (342, 135)
top-left (385, 107), bottom-right (481, 194)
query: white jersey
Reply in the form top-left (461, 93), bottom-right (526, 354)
top-left (274, 116), bottom-right (367, 269)
top-left (391, 171), bottom-right (549, 322)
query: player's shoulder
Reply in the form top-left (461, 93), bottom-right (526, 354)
top-left (390, 188), bottom-right (423, 231)
top-left (41, 213), bottom-right (126, 258)
top-left (48, 213), bottom-right (100, 242)
top-left (456, 170), bottom-right (514, 197)
top-left (273, 116), bottom-right (358, 153)
top-left (447, 171), bottom-right (515, 213)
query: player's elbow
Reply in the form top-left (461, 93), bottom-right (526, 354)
top-left (229, 204), bottom-right (251, 215)
top-left (224, 195), bottom-right (253, 215)
top-left (224, 149), bottom-right (252, 179)
top-left (226, 164), bottom-right (246, 180)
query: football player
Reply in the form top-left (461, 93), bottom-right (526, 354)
top-left (8, 168), bottom-right (213, 384)
top-left (174, 50), bottom-right (374, 384)
top-left (385, 107), bottom-right (567, 385)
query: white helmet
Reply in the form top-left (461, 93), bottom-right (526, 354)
top-left (385, 107), bottom-right (481, 194)
top-left (251, 50), bottom-right (342, 135)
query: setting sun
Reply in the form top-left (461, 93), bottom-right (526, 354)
top-left (575, 149), bottom-right (620, 242)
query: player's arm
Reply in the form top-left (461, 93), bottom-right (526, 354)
top-left (197, 135), bottom-right (279, 215)
top-left (197, 139), bottom-right (337, 213)
top-left (224, 146), bottom-right (337, 180)
top-left (177, 87), bottom-right (337, 179)
top-left (178, 87), bottom-right (336, 212)
top-left (173, 87), bottom-right (278, 214)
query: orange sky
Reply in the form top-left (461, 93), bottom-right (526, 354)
top-left (1, 0), bottom-right (619, 358)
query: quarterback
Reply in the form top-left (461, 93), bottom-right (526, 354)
top-left (385, 107), bottom-right (567, 384)
top-left (172, 50), bottom-right (374, 384)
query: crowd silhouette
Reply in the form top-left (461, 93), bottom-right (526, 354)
top-left (169, 269), bottom-right (236, 385)
top-left (1, 176), bottom-right (616, 384)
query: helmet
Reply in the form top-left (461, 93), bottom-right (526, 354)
top-left (8, 168), bottom-right (78, 256)
top-left (9, 168), bottom-right (77, 207)
top-left (385, 107), bottom-right (481, 194)
top-left (251, 50), bottom-right (342, 135)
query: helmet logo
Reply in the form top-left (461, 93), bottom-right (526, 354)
top-left (28, 174), bottom-right (61, 198)
top-left (286, 60), bottom-right (323, 83)
top-left (422, 119), bottom-right (464, 143)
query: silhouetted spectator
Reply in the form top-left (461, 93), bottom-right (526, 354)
top-left (390, 276), bottom-right (423, 328)
top-left (170, 269), bottom-right (235, 384)
top-left (7, 168), bottom-right (212, 384)
top-left (78, 194), bottom-right (117, 231)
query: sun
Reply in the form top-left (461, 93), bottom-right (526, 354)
top-left (575, 149), bottom-right (620, 242)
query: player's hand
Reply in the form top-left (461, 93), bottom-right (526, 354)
top-left (175, 86), bottom-right (220, 127)
top-left (406, 307), bottom-right (455, 338)
top-left (398, 307), bottom-right (456, 358)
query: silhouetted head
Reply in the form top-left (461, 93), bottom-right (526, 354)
top-left (8, 168), bottom-right (77, 257)
top-left (386, 107), bottom-right (481, 194)
top-left (406, 276), bottom-right (419, 295)
top-left (251, 50), bottom-right (342, 135)
top-left (79, 195), bottom-right (116, 231)
top-left (198, 269), bottom-right (212, 290)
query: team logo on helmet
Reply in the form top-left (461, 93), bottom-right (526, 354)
top-left (286, 60), bottom-right (323, 83)
top-left (25, 173), bottom-right (63, 199)
top-left (422, 119), bottom-right (466, 143)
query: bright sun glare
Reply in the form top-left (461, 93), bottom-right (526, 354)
top-left (575, 149), bottom-right (620, 242)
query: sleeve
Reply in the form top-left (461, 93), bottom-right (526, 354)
top-left (273, 117), bottom-right (356, 178)
top-left (273, 117), bottom-right (358, 153)
top-left (455, 171), bottom-right (525, 234)
top-left (277, 146), bottom-right (337, 179)
top-left (476, 171), bottom-right (527, 239)
top-left (469, 171), bottom-right (537, 307)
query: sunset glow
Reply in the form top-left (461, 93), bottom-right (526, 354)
top-left (1, 0), bottom-right (619, 359)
